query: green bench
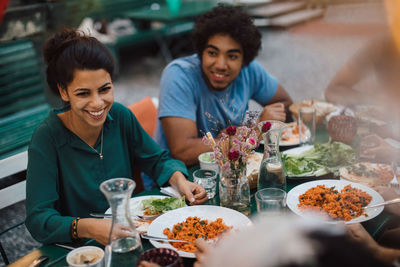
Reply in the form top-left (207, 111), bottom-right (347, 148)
top-left (88, 0), bottom-right (195, 65)
top-left (0, 38), bottom-right (50, 209)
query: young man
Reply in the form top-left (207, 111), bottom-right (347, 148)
top-left (154, 5), bottom-right (293, 166)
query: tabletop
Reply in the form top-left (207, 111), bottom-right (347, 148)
top-left (11, 127), bottom-right (392, 266)
top-left (123, 1), bottom-right (217, 23)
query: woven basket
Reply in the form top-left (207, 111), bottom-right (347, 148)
top-left (327, 115), bottom-right (357, 144)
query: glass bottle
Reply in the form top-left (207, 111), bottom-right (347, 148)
top-left (100, 178), bottom-right (143, 267)
top-left (258, 121), bottom-right (286, 191)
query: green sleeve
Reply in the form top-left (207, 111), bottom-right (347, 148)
top-left (121, 105), bottom-right (189, 185)
top-left (25, 122), bottom-right (75, 244)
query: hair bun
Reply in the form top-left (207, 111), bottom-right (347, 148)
top-left (43, 28), bottom-right (81, 65)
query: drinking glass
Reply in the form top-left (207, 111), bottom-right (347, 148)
top-left (298, 106), bottom-right (316, 146)
top-left (219, 172), bottom-right (250, 216)
top-left (255, 188), bottom-right (286, 216)
top-left (138, 248), bottom-right (183, 267)
top-left (193, 169), bottom-right (217, 199)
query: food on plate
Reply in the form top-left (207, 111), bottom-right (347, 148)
top-left (142, 197), bottom-right (186, 216)
top-left (163, 216), bottom-right (232, 252)
top-left (289, 100), bottom-right (338, 125)
top-left (298, 184), bottom-right (372, 221)
top-left (340, 162), bottom-right (396, 187)
top-left (246, 152), bottom-right (263, 189)
top-left (280, 122), bottom-right (302, 145)
top-left (282, 141), bottom-right (356, 177)
top-left (327, 115), bottom-right (357, 144)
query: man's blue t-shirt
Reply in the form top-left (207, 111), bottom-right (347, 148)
top-left (154, 54), bottom-right (278, 149)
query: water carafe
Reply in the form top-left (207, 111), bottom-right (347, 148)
top-left (100, 178), bottom-right (143, 266)
top-left (258, 121), bottom-right (286, 191)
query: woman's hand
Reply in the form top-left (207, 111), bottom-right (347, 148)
top-left (77, 218), bottom-right (112, 245)
top-left (168, 171), bottom-right (208, 205)
top-left (77, 218), bottom-right (136, 245)
top-left (259, 102), bottom-right (286, 122)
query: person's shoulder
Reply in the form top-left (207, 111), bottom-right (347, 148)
top-left (30, 110), bottom-right (60, 145)
top-left (164, 54), bottom-right (201, 73)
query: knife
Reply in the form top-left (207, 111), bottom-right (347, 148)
top-left (28, 255), bottom-right (48, 267)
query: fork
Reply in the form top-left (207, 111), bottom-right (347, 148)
top-left (140, 234), bottom-right (190, 243)
top-left (390, 162), bottom-right (399, 188)
top-left (89, 213), bottom-right (156, 221)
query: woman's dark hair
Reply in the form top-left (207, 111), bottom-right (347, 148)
top-left (192, 4), bottom-right (261, 66)
top-left (43, 28), bottom-right (115, 97)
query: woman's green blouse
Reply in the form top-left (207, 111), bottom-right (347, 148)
top-left (25, 102), bottom-right (188, 244)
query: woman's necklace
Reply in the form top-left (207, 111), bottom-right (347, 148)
top-left (67, 113), bottom-right (104, 160)
top-left (91, 127), bottom-right (104, 160)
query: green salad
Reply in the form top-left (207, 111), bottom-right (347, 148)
top-left (141, 197), bottom-right (186, 215)
top-left (282, 141), bottom-right (356, 177)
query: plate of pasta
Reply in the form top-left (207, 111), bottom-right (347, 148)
top-left (146, 205), bottom-right (252, 258)
top-left (287, 180), bottom-right (384, 224)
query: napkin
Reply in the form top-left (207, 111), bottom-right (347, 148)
top-left (160, 186), bottom-right (182, 198)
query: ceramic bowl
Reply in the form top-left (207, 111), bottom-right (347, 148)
top-left (198, 152), bottom-right (219, 174)
top-left (66, 246), bottom-right (104, 267)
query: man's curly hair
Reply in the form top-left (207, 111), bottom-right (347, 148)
top-left (192, 4), bottom-right (261, 66)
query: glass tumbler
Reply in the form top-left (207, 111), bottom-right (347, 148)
top-left (255, 188), bottom-right (287, 216)
top-left (193, 169), bottom-right (217, 199)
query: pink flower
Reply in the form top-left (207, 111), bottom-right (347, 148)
top-left (262, 122), bottom-right (271, 133)
top-left (248, 138), bottom-right (255, 145)
top-left (226, 126), bottom-right (237, 136)
top-left (228, 151), bottom-right (240, 161)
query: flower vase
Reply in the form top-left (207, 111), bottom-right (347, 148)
top-left (258, 120), bottom-right (286, 191)
top-left (219, 168), bottom-right (250, 216)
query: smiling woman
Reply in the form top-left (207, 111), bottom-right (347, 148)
top-left (25, 28), bottom-right (208, 246)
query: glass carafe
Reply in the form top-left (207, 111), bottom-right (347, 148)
top-left (100, 178), bottom-right (143, 267)
top-left (258, 121), bottom-right (286, 191)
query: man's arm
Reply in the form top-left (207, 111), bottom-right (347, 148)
top-left (324, 36), bottom-right (385, 106)
top-left (161, 117), bottom-right (211, 166)
top-left (259, 84), bottom-right (293, 122)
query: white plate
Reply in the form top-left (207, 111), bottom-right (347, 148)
top-left (104, 195), bottom-right (168, 216)
top-left (287, 179), bottom-right (384, 224)
top-left (147, 205), bottom-right (252, 258)
top-left (105, 195), bottom-right (169, 233)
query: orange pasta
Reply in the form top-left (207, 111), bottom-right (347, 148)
top-left (298, 185), bottom-right (372, 221)
top-left (163, 216), bottom-right (232, 252)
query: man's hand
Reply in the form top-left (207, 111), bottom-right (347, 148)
top-left (194, 238), bottom-right (212, 267)
top-left (361, 134), bottom-right (397, 163)
top-left (347, 223), bottom-right (400, 265)
top-left (374, 186), bottom-right (400, 216)
top-left (259, 102), bottom-right (286, 122)
top-left (169, 171), bottom-right (208, 205)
